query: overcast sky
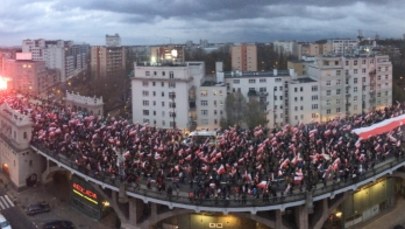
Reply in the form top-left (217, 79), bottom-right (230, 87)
top-left (0, 0), bottom-right (404, 46)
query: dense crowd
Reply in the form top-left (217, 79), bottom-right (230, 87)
top-left (1, 90), bottom-right (405, 204)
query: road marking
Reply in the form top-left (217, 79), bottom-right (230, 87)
top-left (0, 196), bottom-right (9, 208)
top-left (0, 197), bottom-right (5, 210)
top-left (4, 195), bottom-right (14, 207)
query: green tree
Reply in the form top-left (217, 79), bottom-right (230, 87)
top-left (244, 99), bottom-right (268, 129)
top-left (224, 91), bottom-right (247, 127)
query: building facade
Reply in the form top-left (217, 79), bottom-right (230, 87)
top-left (307, 55), bottom-right (392, 122)
top-left (1, 54), bottom-right (58, 95)
top-left (90, 46), bottom-right (126, 79)
top-left (0, 102), bottom-right (45, 189)
top-left (65, 91), bottom-right (104, 116)
top-left (22, 39), bottom-right (89, 82)
top-left (231, 44), bottom-right (258, 71)
top-left (131, 62), bottom-right (205, 130)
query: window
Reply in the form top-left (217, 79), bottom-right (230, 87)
top-left (362, 68), bottom-right (366, 73)
top-left (142, 100), bottom-right (149, 106)
top-left (24, 132), bottom-right (28, 139)
top-left (312, 95), bottom-right (318, 100)
top-left (353, 69), bottom-right (358, 74)
top-left (300, 106), bottom-right (303, 111)
top-left (142, 91), bottom-right (149, 96)
top-left (353, 87), bottom-right (358, 92)
top-left (353, 78), bottom-right (358, 84)
top-left (233, 79), bottom-right (240, 84)
top-left (336, 99), bottom-right (340, 104)
top-left (161, 101), bottom-right (165, 107)
top-left (326, 90), bottom-right (331, 96)
top-left (326, 80), bottom-right (331, 86)
top-left (153, 71), bottom-right (157, 76)
top-left (312, 104), bottom-right (318, 109)
top-left (145, 71), bottom-right (150, 76)
top-left (336, 107), bottom-right (341, 113)
top-left (142, 81), bottom-right (149, 86)
top-left (335, 61), bottom-right (339, 65)
top-left (300, 87), bottom-right (303, 92)
top-left (362, 59), bottom-right (366, 65)
top-left (201, 90), bottom-right (208, 96)
top-left (279, 86), bottom-right (283, 91)
top-left (259, 87), bottom-right (267, 92)
top-left (153, 101), bottom-right (156, 106)
top-left (294, 97), bottom-right (298, 102)
top-left (362, 77), bottom-right (366, 83)
top-left (169, 102), bottom-right (176, 108)
top-left (249, 79), bottom-right (256, 83)
top-left (143, 110), bottom-right (149, 115)
top-left (300, 96), bottom-right (303, 101)
top-left (312, 113), bottom-right (318, 118)
top-left (294, 87), bottom-right (298, 92)
top-left (169, 81), bottom-right (176, 88)
top-left (162, 71), bottom-right (166, 76)
top-left (326, 109), bottom-right (331, 114)
top-left (345, 60), bottom-right (349, 66)
top-left (169, 71), bottom-right (174, 79)
top-left (337, 79), bottom-right (341, 85)
top-left (311, 86), bottom-right (318, 92)
top-left (354, 96), bottom-right (357, 101)
top-left (259, 78), bottom-right (266, 83)
top-left (201, 110), bottom-right (208, 115)
top-left (201, 100), bottom-right (208, 106)
top-left (354, 60), bottom-right (358, 65)
top-left (294, 106), bottom-right (298, 111)
top-left (161, 92), bottom-right (165, 97)
top-left (336, 70), bottom-right (341, 76)
top-left (161, 82), bottom-right (164, 87)
top-left (153, 111), bottom-right (156, 116)
top-left (169, 92), bottom-right (176, 99)
top-left (336, 89), bottom-right (341, 95)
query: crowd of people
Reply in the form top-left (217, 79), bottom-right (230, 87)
top-left (1, 90), bottom-right (405, 204)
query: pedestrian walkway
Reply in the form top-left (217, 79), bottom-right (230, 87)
top-left (0, 195), bottom-right (15, 211)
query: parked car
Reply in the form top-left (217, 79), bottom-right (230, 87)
top-left (0, 213), bottom-right (12, 229)
top-left (26, 201), bottom-right (51, 216)
top-left (43, 220), bottom-right (74, 229)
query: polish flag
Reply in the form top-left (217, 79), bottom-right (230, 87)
top-left (352, 114), bottom-right (405, 140)
top-left (217, 164), bottom-right (226, 175)
top-left (257, 181), bottom-right (267, 189)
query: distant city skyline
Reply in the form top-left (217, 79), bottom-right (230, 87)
top-left (0, 0), bottom-right (404, 46)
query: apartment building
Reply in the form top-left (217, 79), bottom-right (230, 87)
top-left (323, 39), bottom-right (359, 55)
top-left (231, 44), bottom-right (258, 71)
top-left (131, 62), bottom-right (205, 130)
top-left (307, 55), bottom-right (392, 122)
top-left (22, 39), bottom-right (89, 82)
top-left (90, 46), bottom-right (126, 79)
top-left (150, 45), bottom-right (185, 65)
top-left (65, 91), bottom-right (104, 116)
top-left (1, 53), bottom-right (58, 95)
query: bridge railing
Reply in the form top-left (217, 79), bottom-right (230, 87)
top-left (31, 142), bottom-right (405, 210)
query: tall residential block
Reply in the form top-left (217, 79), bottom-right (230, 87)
top-left (231, 44), bottom-right (257, 71)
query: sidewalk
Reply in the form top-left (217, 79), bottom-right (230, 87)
top-left (1, 172), bottom-right (117, 229)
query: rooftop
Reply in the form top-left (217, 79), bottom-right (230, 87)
top-left (224, 70), bottom-right (290, 78)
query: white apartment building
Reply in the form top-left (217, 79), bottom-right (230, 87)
top-left (288, 77), bottom-right (321, 125)
top-left (196, 82), bottom-right (227, 130)
top-left (273, 41), bottom-right (297, 56)
top-left (307, 55), bottom-right (392, 122)
top-left (131, 62), bottom-right (205, 130)
top-left (106, 33), bottom-right (121, 47)
top-left (22, 39), bottom-right (89, 82)
top-left (225, 70), bottom-right (290, 128)
top-left (0, 102), bottom-right (45, 189)
top-left (323, 39), bottom-right (359, 55)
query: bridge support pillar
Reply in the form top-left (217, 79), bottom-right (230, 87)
top-left (295, 205), bottom-right (309, 229)
top-left (275, 210), bottom-right (285, 229)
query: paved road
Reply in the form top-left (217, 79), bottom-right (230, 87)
top-left (0, 189), bottom-right (36, 229)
